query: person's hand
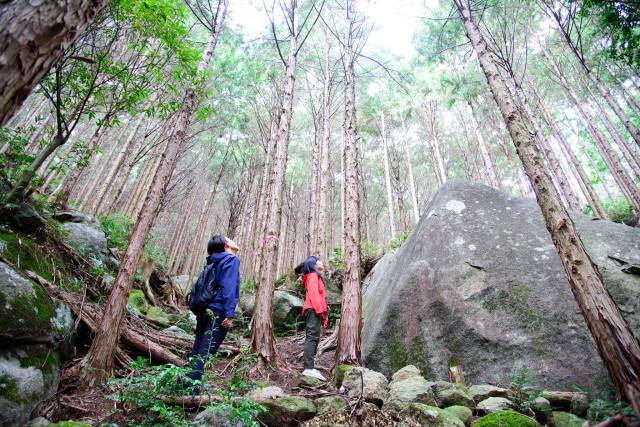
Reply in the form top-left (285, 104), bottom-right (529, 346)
top-left (321, 313), bottom-right (329, 329)
top-left (221, 317), bottom-right (233, 329)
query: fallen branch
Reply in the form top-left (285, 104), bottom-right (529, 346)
top-left (158, 394), bottom-right (222, 408)
top-left (26, 270), bottom-right (185, 366)
top-left (592, 414), bottom-right (625, 427)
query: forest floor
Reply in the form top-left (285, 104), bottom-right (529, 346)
top-left (35, 322), bottom-right (338, 425)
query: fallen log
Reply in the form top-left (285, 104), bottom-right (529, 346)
top-left (26, 270), bottom-right (185, 366)
top-left (158, 394), bottom-right (222, 408)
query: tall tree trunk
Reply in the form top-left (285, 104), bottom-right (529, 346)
top-left (528, 82), bottom-right (608, 219)
top-left (315, 43), bottom-right (332, 257)
top-left (540, 2), bottom-right (640, 146)
top-left (336, 0), bottom-right (362, 365)
top-left (454, 0), bottom-right (640, 404)
top-left (307, 112), bottom-right (321, 255)
top-left (0, 0), bottom-right (108, 127)
top-left (543, 48), bottom-right (640, 211)
top-left (380, 111), bottom-right (397, 241)
top-left (468, 101), bottom-right (500, 188)
top-left (404, 140), bottom-right (420, 224)
top-left (80, 4), bottom-right (227, 386)
top-left (512, 82), bottom-right (582, 211)
top-left (92, 115), bottom-right (145, 214)
top-left (251, 1), bottom-right (300, 365)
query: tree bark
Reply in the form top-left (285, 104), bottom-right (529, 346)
top-left (528, 82), bottom-right (609, 219)
top-left (454, 0), bottom-right (640, 404)
top-left (380, 111), bottom-right (397, 241)
top-left (404, 139), bottom-right (420, 224)
top-left (468, 101), bottom-right (500, 188)
top-left (315, 43), bottom-right (332, 257)
top-left (512, 82), bottom-right (582, 211)
top-left (80, 2), bottom-right (228, 386)
top-left (0, 0), bottom-right (109, 127)
top-left (251, 1), bottom-right (300, 365)
top-left (543, 47), bottom-right (640, 211)
top-left (336, 0), bottom-right (362, 366)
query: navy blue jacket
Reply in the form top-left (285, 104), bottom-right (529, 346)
top-left (205, 252), bottom-right (240, 318)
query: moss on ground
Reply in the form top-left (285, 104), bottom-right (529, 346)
top-left (472, 410), bottom-right (540, 427)
top-left (0, 229), bottom-right (78, 291)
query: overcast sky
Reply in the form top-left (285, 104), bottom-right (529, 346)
top-left (227, 0), bottom-right (438, 60)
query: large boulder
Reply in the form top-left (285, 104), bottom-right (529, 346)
top-left (385, 372), bottom-right (436, 410)
top-left (0, 262), bottom-right (74, 426)
top-left (239, 290), bottom-right (303, 329)
top-left (362, 180), bottom-right (640, 396)
top-left (55, 211), bottom-right (111, 267)
top-left (340, 367), bottom-right (389, 407)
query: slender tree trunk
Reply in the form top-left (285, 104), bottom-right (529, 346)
top-left (528, 83), bottom-right (608, 219)
top-left (455, 0), bottom-right (640, 404)
top-left (336, 0), bottom-right (362, 366)
top-left (307, 113), bottom-right (320, 254)
top-left (544, 48), bottom-right (640, 211)
top-left (512, 83), bottom-right (582, 211)
top-left (251, 1), bottom-right (300, 365)
top-left (92, 115), bottom-right (144, 214)
top-left (468, 101), bottom-right (500, 188)
top-left (0, 0), bottom-right (109, 127)
top-left (404, 140), bottom-right (420, 224)
top-left (380, 111), bottom-right (397, 241)
top-left (315, 44), bottom-right (332, 257)
top-left (80, 4), bottom-right (227, 386)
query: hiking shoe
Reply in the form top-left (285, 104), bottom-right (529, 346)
top-left (302, 369), bottom-right (326, 381)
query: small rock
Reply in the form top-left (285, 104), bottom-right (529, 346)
top-left (468, 384), bottom-right (510, 403)
top-left (532, 396), bottom-right (551, 413)
top-left (9, 204), bottom-right (46, 233)
top-left (408, 403), bottom-right (465, 427)
top-left (432, 382), bottom-right (474, 408)
top-left (246, 385), bottom-right (284, 401)
top-left (258, 395), bottom-right (316, 427)
top-left (442, 405), bottom-right (473, 425)
top-left (391, 365), bottom-right (422, 382)
top-left (570, 394), bottom-right (589, 417)
top-left (341, 367), bottom-right (389, 407)
top-left (385, 375), bottom-right (436, 410)
top-left (196, 406), bottom-right (254, 427)
top-left (127, 289), bottom-right (148, 315)
top-left (334, 364), bottom-right (353, 388)
top-left (146, 306), bottom-right (170, 325)
top-left (298, 374), bottom-right (324, 389)
top-left (25, 417), bottom-right (51, 427)
top-left (162, 325), bottom-right (192, 338)
top-left (472, 410), bottom-right (540, 426)
top-left (313, 396), bottom-right (347, 415)
top-left (553, 411), bottom-right (587, 427)
top-left (476, 397), bottom-right (515, 413)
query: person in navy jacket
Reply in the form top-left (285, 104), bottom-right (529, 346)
top-left (186, 235), bottom-right (240, 382)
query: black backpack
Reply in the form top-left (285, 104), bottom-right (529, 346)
top-left (186, 263), bottom-right (219, 315)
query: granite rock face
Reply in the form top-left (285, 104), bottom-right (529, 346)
top-left (362, 180), bottom-right (640, 396)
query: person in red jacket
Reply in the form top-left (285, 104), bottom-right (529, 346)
top-left (299, 255), bottom-right (328, 380)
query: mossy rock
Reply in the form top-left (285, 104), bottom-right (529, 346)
top-left (443, 405), bottom-right (473, 425)
top-left (334, 364), bottom-right (353, 387)
top-left (472, 410), bottom-right (540, 427)
top-left (146, 306), bottom-right (170, 324)
top-left (314, 396), bottom-right (347, 415)
top-left (0, 344), bottom-right (61, 426)
top-left (258, 395), bottom-right (316, 427)
top-left (0, 261), bottom-right (73, 345)
top-left (433, 381), bottom-right (474, 408)
top-left (127, 289), bottom-right (148, 315)
top-left (408, 403), bottom-right (465, 427)
top-left (552, 411), bottom-right (587, 427)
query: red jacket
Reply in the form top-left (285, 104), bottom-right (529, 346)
top-left (302, 272), bottom-right (327, 315)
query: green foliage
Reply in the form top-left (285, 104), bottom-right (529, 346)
top-left (361, 239), bottom-right (380, 259)
top-left (577, 0), bottom-right (640, 69)
top-left (604, 198), bottom-right (635, 224)
top-left (387, 230), bottom-right (410, 250)
top-left (587, 398), bottom-right (637, 423)
top-left (109, 356), bottom-right (266, 427)
top-left (99, 212), bottom-right (167, 268)
top-left (328, 247), bottom-right (345, 272)
top-left (99, 213), bottom-right (133, 251)
top-left (509, 367), bottom-right (544, 414)
top-left (473, 410), bottom-right (540, 427)
top-left (0, 127), bottom-right (37, 197)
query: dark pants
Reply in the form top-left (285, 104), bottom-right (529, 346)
top-left (303, 309), bottom-right (321, 370)
top-left (187, 312), bottom-right (227, 381)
